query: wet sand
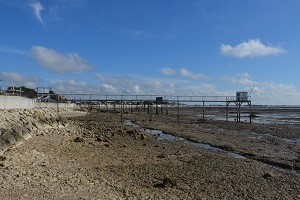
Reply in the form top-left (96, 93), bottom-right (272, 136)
top-left (1, 109), bottom-right (300, 199)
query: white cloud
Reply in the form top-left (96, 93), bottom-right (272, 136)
top-left (220, 39), bottom-right (285, 58)
top-left (160, 67), bottom-right (176, 76)
top-left (94, 72), bottom-right (216, 97)
top-left (31, 46), bottom-right (93, 73)
top-left (180, 68), bottom-right (208, 80)
top-left (101, 84), bottom-right (118, 94)
top-left (50, 79), bottom-right (95, 94)
top-left (250, 82), bottom-right (300, 105)
top-left (160, 67), bottom-right (208, 80)
top-left (29, 1), bottom-right (44, 25)
top-left (46, 70), bottom-right (300, 105)
top-left (221, 73), bottom-right (300, 104)
top-left (121, 85), bottom-right (141, 94)
top-left (96, 73), bottom-right (145, 95)
top-left (96, 73), bottom-right (134, 86)
top-left (222, 74), bottom-right (253, 86)
top-left (143, 80), bottom-right (163, 89)
top-left (236, 72), bottom-right (250, 78)
top-left (0, 72), bottom-right (41, 88)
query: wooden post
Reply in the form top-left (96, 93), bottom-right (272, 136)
top-left (249, 101), bottom-right (252, 124)
top-left (236, 102), bottom-right (239, 123)
top-left (105, 95), bottom-right (108, 111)
top-left (202, 101), bottom-right (205, 123)
top-left (177, 100), bottom-right (180, 123)
top-left (89, 94), bottom-right (92, 121)
top-left (226, 102), bottom-right (229, 122)
top-left (121, 95), bottom-right (123, 122)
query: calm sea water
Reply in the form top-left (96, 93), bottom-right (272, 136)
top-left (198, 105), bottom-right (300, 125)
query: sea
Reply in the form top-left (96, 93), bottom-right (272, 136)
top-left (197, 105), bottom-right (300, 125)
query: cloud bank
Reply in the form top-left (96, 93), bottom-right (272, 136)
top-left (220, 39), bottom-right (284, 58)
top-left (0, 72), bottom-right (41, 88)
top-left (31, 46), bottom-right (93, 73)
top-left (222, 73), bottom-right (300, 104)
top-left (3, 69), bottom-right (300, 105)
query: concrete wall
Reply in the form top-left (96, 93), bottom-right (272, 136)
top-left (0, 95), bottom-right (74, 109)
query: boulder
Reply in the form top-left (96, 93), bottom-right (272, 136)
top-left (0, 139), bottom-right (10, 155)
top-left (12, 125), bottom-right (31, 140)
top-left (1, 132), bottom-right (17, 145)
top-left (10, 131), bottom-right (25, 145)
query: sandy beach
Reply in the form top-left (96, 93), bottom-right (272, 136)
top-left (0, 108), bottom-right (300, 199)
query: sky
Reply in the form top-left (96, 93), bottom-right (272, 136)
top-left (1, 0), bottom-right (300, 105)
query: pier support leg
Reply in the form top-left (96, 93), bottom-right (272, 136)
top-left (226, 102), bottom-right (229, 122)
top-left (177, 101), bottom-right (180, 123)
top-left (202, 101), bottom-right (205, 123)
top-left (249, 101), bottom-right (252, 124)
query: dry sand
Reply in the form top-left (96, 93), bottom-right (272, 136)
top-left (0, 109), bottom-right (300, 199)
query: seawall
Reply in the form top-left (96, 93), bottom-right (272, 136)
top-left (0, 95), bottom-right (78, 156)
top-left (0, 107), bottom-right (76, 156)
top-left (0, 95), bottom-right (74, 109)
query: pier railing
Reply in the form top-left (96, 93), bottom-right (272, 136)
top-left (56, 94), bottom-right (252, 124)
top-left (60, 94), bottom-right (250, 103)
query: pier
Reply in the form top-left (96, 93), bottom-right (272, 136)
top-left (59, 94), bottom-right (252, 123)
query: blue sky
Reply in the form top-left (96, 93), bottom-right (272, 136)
top-left (1, 0), bottom-right (300, 105)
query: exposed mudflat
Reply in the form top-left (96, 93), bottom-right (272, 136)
top-left (1, 109), bottom-right (300, 199)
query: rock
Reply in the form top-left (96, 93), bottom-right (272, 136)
top-left (32, 121), bottom-right (42, 129)
top-left (0, 156), bottom-right (6, 161)
top-left (50, 117), bottom-right (58, 124)
top-left (25, 121), bottom-right (34, 132)
top-left (126, 130), bottom-right (135, 135)
top-left (163, 177), bottom-right (176, 187)
top-left (263, 173), bottom-right (273, 179)
top-left (96, 136), bottom-right (107, 142)
top-left (1, 132), bottom-right (17, 145)
top-left (12, 125), bottom-right (31, 140)
top-left (0, 139), bottom-right (10, 154)
top-left (10, 131), bottom-right (25, 144)
top-left (140, 133), bottom-right (146, 140)
top-left (157, 153), bottom-right (168, 158)
top-left (74, 137), bottom-right (84, 142)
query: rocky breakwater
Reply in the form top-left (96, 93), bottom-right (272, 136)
top-left (0, 108), bottom-right (69, 156)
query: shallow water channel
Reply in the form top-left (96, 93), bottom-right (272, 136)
top-left (124, 120), bottom-right (245, 159)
